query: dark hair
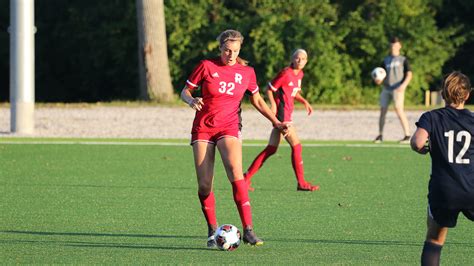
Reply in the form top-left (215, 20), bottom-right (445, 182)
top-left (441, 71), bottom-right (472, 106)
top-left (390, 36), bottom-right (401, 43)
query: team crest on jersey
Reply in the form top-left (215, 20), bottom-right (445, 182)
top-left (235, 73), bottom-right (242, 84)
top-left (288, 81), bottom-right (294, 86)
top-left (212, 72), bottom-right (219, 78)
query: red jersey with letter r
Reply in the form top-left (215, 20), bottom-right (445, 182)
top-left (185, 58), bottom-right (259, 133)
top-left (268, 67), bottom-right (304, 122)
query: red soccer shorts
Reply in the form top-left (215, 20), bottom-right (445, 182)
top-left (191, 128), bottom-right (241, 145)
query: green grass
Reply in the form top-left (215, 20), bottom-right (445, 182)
top-left (1, 139), bottom-right (472, 264)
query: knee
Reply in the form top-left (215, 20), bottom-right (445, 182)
top-left (266, 145), bottom-right (278, 156)
top-left (198, 179), bottom-right (213, 194)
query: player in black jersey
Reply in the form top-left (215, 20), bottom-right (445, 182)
top-left (411, 71), bottom-right (473, 266)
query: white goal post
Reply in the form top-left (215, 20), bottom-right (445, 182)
top-left (10, 0), bottom-right (35, 134)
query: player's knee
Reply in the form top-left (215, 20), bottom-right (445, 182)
top-left (198, 180), bottom-right (213, 194)
top-left (266, 145), bottom-right (278, 156)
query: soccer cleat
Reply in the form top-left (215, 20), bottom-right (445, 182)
top-left (243, 228), bottom-right (264, 246)
top-left (297, 182), bottom-right (320, 192)
top-left (373, 135), bottom-right (383, 143)
top-left (207, 229), bottom-right (217, 248)
top-left (399, 135), bottom-right (411, 144)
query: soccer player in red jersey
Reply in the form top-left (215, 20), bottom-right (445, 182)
top-left (244, 49), bottom-right (320, 192)
top-left (180, 29), bottom-right (289, 248)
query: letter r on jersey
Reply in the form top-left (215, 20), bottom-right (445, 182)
top-left (235, 73), bottom-right (242, 84)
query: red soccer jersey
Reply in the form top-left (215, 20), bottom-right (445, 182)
top-left (268, 67), bottom-right (304, 122)
top-left (185, 58), bottom-right (259, 132)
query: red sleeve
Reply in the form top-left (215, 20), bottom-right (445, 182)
top-left (185, 60), bottom-right (207, 90)
top-left (268, 69), bottom-right (287, 92)
top-left (247, 68), bottom-right (259, 95)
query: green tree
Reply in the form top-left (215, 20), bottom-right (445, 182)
top-left (340, 0), bottom-right (465, 104)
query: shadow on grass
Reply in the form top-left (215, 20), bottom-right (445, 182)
top-left (1, 230), bottom-right (202, 239)
top-left (0, 239), bottom-right (211, 251)
top-left (268, 237), bottom-right (474, 247)
top-left (0, 230), bottom-right (214, 251)
top-left (0, 182), bottom-right (196, 191)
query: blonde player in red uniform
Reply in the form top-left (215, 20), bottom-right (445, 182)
top-left (180, 29), bottom-right (288, 248)
top-left (244, 49), bottom-right (320, 192)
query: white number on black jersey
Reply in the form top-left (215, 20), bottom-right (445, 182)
top-left (444, 130), bottom-right (471, 164)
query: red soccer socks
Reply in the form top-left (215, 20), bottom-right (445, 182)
top-left (232, 179), bottom-right (253, 228)
top-left (245, 145), bottom-right (278, 181)
top-left (198, 191), bottom-right (217, 228)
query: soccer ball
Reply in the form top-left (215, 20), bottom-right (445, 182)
top-left (214, 224), bottom-right (241, 251)
top-left (371, 67), bottom-right (386, 82)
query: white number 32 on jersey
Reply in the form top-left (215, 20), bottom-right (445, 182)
top-left (218, 81), bottom-right (235, 95)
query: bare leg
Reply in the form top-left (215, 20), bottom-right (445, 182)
top-left (425, 214), bottom-right (448, 245)
top-left (379, 107), bottom-right (388, 136)
top-left (192, 142), bottom-right (216, 195)
top-left (421, 211), bottom-right (448, 266)
top-left (394, 106), bottom-right (410, 137)
top-left (216, 137), bottom-right (263, 245)
top-left (192, 142), bottom-right (217, 237)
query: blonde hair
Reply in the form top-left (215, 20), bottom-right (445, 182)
top-left (441, 71), bottom-right (472, 106)
top-left (292, 48), bottom-right (308, 59)
top-left (217, 29), bottom-right (244, 47)
top-left (290, 48), bottom-right (308, 68)
top-left (216, 29), bottom-right (248, 66)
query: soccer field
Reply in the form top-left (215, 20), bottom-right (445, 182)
top-left (1, 139), bottom-right (472, 264)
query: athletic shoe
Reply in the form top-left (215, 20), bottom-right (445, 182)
top-left (243, 228), bottom-right (264, 246)
top-left (207, 230), bottom-right (216, 248)
top-left (399, 135), bottom-right (411, 144)
top-left (373, 135), bottom-right (383, 143)
top-left (297, 182), bottom-right (320, 192)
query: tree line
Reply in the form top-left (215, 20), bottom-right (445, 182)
top-left (0, 0), bottom-right (472, 104)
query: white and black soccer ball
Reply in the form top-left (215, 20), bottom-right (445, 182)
top-left (371, 67), bottom-right (386, 82)
top-left (214, 224), bottom-right (241, 251)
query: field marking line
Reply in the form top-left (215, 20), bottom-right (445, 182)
top-left (0, 140), bottom-right (410, 148)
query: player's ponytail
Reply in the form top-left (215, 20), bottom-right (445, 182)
top-left (236, 57), bottom-right (248, 66)
top-left (441, 71), bottom-right (472, 106)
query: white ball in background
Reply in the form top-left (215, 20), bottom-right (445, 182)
top-left (371, 67), bottom-right (387, 82)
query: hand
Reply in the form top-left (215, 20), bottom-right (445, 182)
top-left (395, 84), bottom-right (406, 92)
top-left (304, 102), bottom-right (313, 116)
top-left (188, 97), bottom-right (204, 111)
top-left (419, 140), bottom-right (430, 154)
top-left (374, 79), bottom-right (383, 85)
top-left (275, 122), bottom-right (291, 137)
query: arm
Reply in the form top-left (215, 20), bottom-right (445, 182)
top-left (397, 59), bottom-right (412, 91)
top-left (249, 92), bottom-right (289, 136)
top-left (295, 91), bottom-right (313, 116)
top-left (397, 71), bottom-right (412, 91)
top-left (180, 86), bottom-right (204, 111)
top-left (410, 127), bottom-right (429, 154)
top-left (266, 88), bottom-right (277, 114)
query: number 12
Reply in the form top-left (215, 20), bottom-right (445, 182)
top-left (444, 130), bottom-right (471, 164)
